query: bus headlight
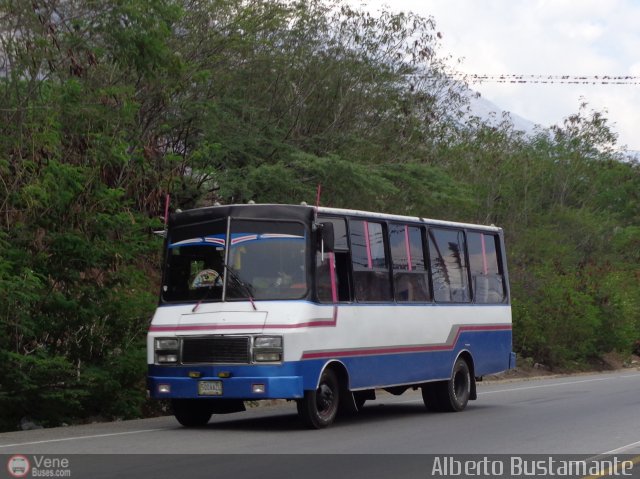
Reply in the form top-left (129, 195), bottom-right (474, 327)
top-left (254, 336), bottom-right (282, 349)
top-left (253, 336), bottom-right (283, 362)
top-left (157, 354), bottom-right (178, 364)
top-left (155, 337), bottom-right (180, 364)
top-left (254, 352), bottom-right (281, 362)
top-left (155, 338), bottom-right (179, 350)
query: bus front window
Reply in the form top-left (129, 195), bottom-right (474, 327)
top-left (227, 220), bottom-right (307, 300)
top-left (162, 219), bottom-right (227, 303)
top-left (161, 218), bottom-right (308, 303)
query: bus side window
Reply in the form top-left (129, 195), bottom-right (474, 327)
top-left (467, 232), bottom-right (505, 303)
top-left (333, 251), bottom-right (352, 301)
top-left (389, 224), bottom-right (430, 302)
top-left (349, 220), bottom-right (392, 302)
top-left (165, 252), bottom-right (192, 299)
top-left (427, 228), bottom-right (470, 303)
top-left (316, 218), bottom-right (352, 303)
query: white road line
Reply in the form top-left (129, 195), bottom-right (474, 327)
top-left (482, 376), bottom-right (623, 394)
top-left (0, 427), bottom-right (173, 449)
top-left (602, 439), bottom-right (640, 455)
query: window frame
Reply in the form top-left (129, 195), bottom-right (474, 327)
top-left (314, 216), bottom-right (352, 304)
top-left (388, 222), bottom-right (431, 303)
top-left (348, 218), bottom-right (393, 303)
top-left (427, 226), bottom-right (472, 304)
top-left (465, 229), bottom-right (508, 304)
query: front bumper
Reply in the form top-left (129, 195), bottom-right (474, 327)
top-left (147, 364), bottom-right (304, 400)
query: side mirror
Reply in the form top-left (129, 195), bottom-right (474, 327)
top-left (318, 222), bottom-right (335, 252)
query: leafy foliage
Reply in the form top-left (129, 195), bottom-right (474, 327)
top-left (1, 0), bottom-right (639, 430)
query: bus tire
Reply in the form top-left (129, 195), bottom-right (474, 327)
top-left (422, 358), bottom-right (471, 412)
top-left (172, 399), bottom-right (212, 427)
top-left (446, 358), bottom-right (471, 411)
top-left (297, 368), bottom-right (340, 429)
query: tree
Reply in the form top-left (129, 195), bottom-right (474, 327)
top-left (1, 0), bottom-right (638, 430)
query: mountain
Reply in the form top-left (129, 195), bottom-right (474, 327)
top-left (464, 91), bottom-right (640, 159)
top-left (465, 91), bottom-right (537, 134)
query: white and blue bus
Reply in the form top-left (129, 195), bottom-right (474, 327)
top-left (147, 204), bottom-right (515, 428)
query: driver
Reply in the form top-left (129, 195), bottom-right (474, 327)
top-left (191, 268), bottom-right (222, 289)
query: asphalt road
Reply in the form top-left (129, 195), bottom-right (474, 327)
top-left (1, 370), bottom-right (639, 478)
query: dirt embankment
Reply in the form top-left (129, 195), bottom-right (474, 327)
top-left (483, 353), bottom-right (640, 383)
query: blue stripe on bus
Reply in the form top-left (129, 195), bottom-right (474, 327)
top-left (148, 330), bottom-right (512, 399)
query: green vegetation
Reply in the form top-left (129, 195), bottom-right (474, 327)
top-left (1, 0), bottom-right (638, 431)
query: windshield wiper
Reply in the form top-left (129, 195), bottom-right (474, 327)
top-left (223, 262), bottom-right (257, 311)
top-left (191, 284), bottom-right (220, 313)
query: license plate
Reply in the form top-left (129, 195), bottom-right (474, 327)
top-left (198, 380), bottom-right (223, 396)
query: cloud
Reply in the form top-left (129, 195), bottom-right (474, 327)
top-left (357, 0), bottom-right (640, 150)
top-left (553, 21), bottom-right (604, 42)
top-left (630, 63), bottom-right (640, 76)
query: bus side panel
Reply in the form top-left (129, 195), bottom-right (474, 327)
top-left (297, 329), bottom-right (512, 390)
top-left (147, 328), bottom-right (512, 399)
top-left (463, 329), bottom-right (513, 377)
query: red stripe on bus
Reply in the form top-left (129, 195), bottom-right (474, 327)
top-left (405, 225), bottom-right (413, 272)
top-left (300, 324), bottom-right (512, 359)
top-left (149, 319), bottom-right (338, 332)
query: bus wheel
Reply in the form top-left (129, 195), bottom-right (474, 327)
top-left (172, 399), bottom-right (212, 427)
top-left (422, 358), bottom-right (471, 412)
top-left (297, 369), bottom-right (339, 429)
top-left (447, 358), bottom-right (472, 411)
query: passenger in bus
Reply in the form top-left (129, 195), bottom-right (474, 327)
top-left (190, 252), bottom-right (224, 290)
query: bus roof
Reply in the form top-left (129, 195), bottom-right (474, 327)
top-left (170, 203), bottom-right (502, 233)
top-left (317, 206), bottom-right (502, 232)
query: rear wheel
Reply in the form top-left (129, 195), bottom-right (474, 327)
top-left (172, 399), bottom-right (212, 427)
top-left (422, 358), bottom-right (471, 412)
top-left (297, 369), bottom-right (340, 429)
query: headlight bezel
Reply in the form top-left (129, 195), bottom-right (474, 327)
top-left (253, 335), bottom-right (283, 363)
top-left (154, 337), bottom-right (180, 365)
top-left (155, 338), bottom-right (179, 350)
top-left (253, 336), bottom-right (283, 349)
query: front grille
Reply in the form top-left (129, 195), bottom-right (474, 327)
top-left (181, 336), bottom-right (250, 364)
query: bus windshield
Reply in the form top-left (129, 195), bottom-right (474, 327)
top-left (162, 218), bottom-right (307, 302)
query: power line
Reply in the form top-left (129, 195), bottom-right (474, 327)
top-left (449, 74), bottom-right (640, 85)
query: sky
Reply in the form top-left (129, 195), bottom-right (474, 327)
top-left (360, 0), bottom-right (640, 152)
